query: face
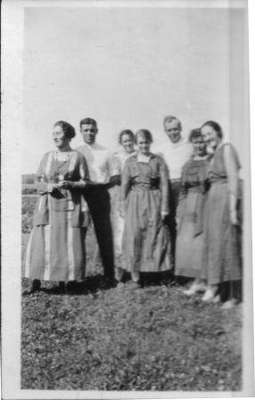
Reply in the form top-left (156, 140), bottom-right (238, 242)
top-left (164, 119), bottom-right (182, 143)
top-left (137, 135), bottom-right (151, 155)
top-left (191, 136), bottom-right (206, 157)
top-left (80, 123), bottom-right (97, 145)
top-left (121, 133), bottom-right (135, 154)
top-left (201, 125), bottom-right (221, 155)
top-left (52, 125), bottom-right (69, 149)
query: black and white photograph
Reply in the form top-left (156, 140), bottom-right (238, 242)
top-left (1, 0), bottom-right (254, 398)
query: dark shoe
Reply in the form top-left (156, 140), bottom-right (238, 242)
top-left (32, 279), bottom-right (41, 291)
top-left (58, 281), bottom-right (66, 294)
top-left (23, 279), bottom-right (41, 295)
top-left (102, 277), bottom-right (117, 288)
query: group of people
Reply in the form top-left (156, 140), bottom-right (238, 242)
top-left (24, 115), bottom-right (242, 309)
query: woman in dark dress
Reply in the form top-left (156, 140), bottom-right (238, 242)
top-left (175, 129), bottom-right (209, 295)
top-left (200, 121), bottom-right (242, 308)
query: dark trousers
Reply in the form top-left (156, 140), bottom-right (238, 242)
top-left (85, 187), bottom-right (115, 280)
top-left (165, 179), bottom-right (181, 270)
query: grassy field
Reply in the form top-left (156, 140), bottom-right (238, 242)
top-left (21, 195), bottom-right (242, 391)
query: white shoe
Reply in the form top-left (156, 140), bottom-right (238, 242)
top-left (183, 281), bottom-right (206, 296)
top-left (202, 286), bottom-right (218, 302)
top-left (194, 281), bottom-right (207, 293)
top-left (212, 294), bottom-right (221, 303)
top-left (221, 299), bottom-right (238, 309)
top-left (183, 287), bottom-right (197, 296)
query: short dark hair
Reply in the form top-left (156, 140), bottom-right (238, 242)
top-left (188, 128), bottom-right (202, 142)
top-left (201, 120), bottom-right (223, 139)
top-left (163, 115), bottom-right (182, 130)
top-left (54, 121), bottom-right (76, 140)
top-left (135, 129), bottom-right (153, 144)
top-left (118, 129), bottom-right (135, 144)
top-left (80, 117), bottom-right (98, 130)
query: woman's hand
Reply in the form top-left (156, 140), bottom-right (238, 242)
top-left (229, 194), bottom-right (238, 225)
top-left (230, 208), bottom-right (238, 225)
top-left (161, 211), bottom-right (168, 222)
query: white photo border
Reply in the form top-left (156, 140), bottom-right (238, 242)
top-left (1, 0), bottom-right (254, 398)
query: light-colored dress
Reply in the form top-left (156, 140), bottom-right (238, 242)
top-left (121, 153), bottom-right (172, 274)
top-left (202, 143), bottom-right (242, 285)
top-left (110, 149), bottom-right (136, 258)
top-left (175, 157), bottom-right (209, 278)
top-left (24, 150), bottom-right (89, 282)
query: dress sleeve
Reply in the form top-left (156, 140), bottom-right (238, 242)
top-left (35, 153), bottom-right (51, 194)
top-left (121, 159), bottom-right (132, 201)
top-left (224, 143), bottom-right (240, 212)
top-left (159, 156), bottom-right (170, 215)
top-left (224, 144), bottom-right (240, 197)
top-left (176, 164), bottom-right (188, 220)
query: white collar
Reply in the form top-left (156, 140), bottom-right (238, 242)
top-left (137, 153), bottom-right (152, 163)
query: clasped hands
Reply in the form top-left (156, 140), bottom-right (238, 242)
top-left (48, 180), bottom-right (74, 192)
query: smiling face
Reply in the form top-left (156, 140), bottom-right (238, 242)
top-left (121, 133), bottom-right (135, 154)
top-left (164, 119), bottom-right (182, 143)
top-left (191, 135), bottom-right (206, 157)
top-left (80, 123), bottom-right (98, 145)
top-left (201, 125), bottom-right (221, 155)
top-left (52, 124), bottom-right (70, 150)
top-left (137, 135), bottom-right (151, 155)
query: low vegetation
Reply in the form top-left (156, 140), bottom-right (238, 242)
top-left (21, 192), bottom-right (242, 391)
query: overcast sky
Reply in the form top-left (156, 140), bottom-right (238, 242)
top-left (22, 6), bottom-right (248, 173)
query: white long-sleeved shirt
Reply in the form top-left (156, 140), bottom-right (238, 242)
top-left (111, 148), bottom-right (136, 174)
top-left (77, 142), bottom-right (112, 184)
top-left (153, 137), bottom-right (192, 180)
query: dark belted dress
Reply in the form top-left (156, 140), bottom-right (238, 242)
top-left (121, 153), bottom-right (172, 275)
top-left (202, 143), bottom-right (242, 285)
top-left (175, 157), bottom-right (210, 278)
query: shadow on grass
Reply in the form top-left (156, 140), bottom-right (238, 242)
top-left (140, 271), bottom-right (176, 288)
top-left (39, 274), bottom-right (116, 296)
top-left (23, 271), bottom-right (181, 296)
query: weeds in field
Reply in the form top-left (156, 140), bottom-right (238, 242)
top-left (21, 194), bottom-right (242, 391)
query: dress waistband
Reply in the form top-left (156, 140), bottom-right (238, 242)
top-left (210, 177), bottom-right (227, 184)
top-left (131, 182), bottom-right (160, 191)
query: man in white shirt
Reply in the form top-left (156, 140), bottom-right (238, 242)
top-left (77, 117), bottom-right (115, 283)
top-left (155, 115), bottom-right (192, 267)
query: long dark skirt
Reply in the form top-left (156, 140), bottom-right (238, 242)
top-left (202, 182), bottom-right (242, 285)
